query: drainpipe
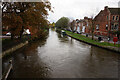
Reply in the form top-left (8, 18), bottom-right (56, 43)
top-left (108, 11), bottom-right (111, 38)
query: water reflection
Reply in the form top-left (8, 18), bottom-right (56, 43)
top-left (3, 39), bottom-right (51, 78)
top-left (57, 32), bottom-right (69, 42)
top-left (2, 29), bottom-right (120, 78)
top-left (51, 28), bottom-right (55, 31)
top-left (76, 46), bottom-right (119, 78)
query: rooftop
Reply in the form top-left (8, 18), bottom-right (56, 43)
top-left (108, 8), bottom-right (120, 15)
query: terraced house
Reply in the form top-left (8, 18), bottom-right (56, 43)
top-left (75, 17), bottom-right (92, 34)
top-left (94, 6), bottom-right (120, 38)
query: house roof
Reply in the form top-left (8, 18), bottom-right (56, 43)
top-left (108, 8), bottom-right (120, 15)
top-left (94, 10), bottom-right (103, 20)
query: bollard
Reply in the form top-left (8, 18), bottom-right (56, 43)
top-left (86, 34), bottom-right (88, 37)
top-left (98, 37), bottom-right (102, 41)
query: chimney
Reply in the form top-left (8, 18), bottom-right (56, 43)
top-left (84, 17), bottom-right (88, 19)
top-left (104, 6), bottom-right (108, 10)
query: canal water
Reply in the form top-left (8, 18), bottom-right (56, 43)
top-left (2, 29), bottom-right (120, 78)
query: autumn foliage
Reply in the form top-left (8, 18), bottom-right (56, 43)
top-left (2, 1), bottom-right (52, 39)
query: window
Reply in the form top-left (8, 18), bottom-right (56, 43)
top-left (111, 23), bottom-right (119, 30)
top-left (87, 22), bottom-right (89, 26)
top-left (114, 24), bottom-right (118, 30)
top-left (113, 16), bottom-right (115, 20)
top-left (96, 25), bottom-right (99, 30)
top-left (106, 25), bottom-right (108, 30)
top-left (116, 16), bottom-right (119, 20)
top-left (111, 24), bottom-right (114, 30)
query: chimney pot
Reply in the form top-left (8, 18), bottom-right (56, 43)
top-left (104, 6), bottom-right (108, 10)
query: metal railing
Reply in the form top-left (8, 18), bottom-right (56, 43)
top-left (2, 60), bottom-right (13, 80)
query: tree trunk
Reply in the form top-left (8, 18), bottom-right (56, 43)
top-left (19, 26), bottom-right (24, 39)
top-left (11, 33), bottom-right (14, 40)
top-left (92, 32), bottom-right (94, 40)
top-left (92, 20), bottom-right (94, 40)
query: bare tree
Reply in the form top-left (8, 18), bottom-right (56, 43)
top-left (90, 15), bottom-right (95, 40)
top-left (70, 20), bottom-right (76, 32)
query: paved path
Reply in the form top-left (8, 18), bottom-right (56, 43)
top-left (0, 36), bottom-right (11, 38)
top-left (81, 33), bottom-right (120, 44)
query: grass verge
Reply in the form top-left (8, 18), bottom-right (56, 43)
top-left (65, 30), bottom-right (120, 47)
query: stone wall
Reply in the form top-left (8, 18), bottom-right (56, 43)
top-left (0, 41), bottom-right (28, 58)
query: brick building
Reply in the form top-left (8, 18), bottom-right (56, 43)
top-left (94, 6), bottom-right (120, 38)
top-left (76, 17), bottom-right (92, 34)
top-left (84, 17), bottom-right (92, 34)
top-left (79, 19), bottom-right (85, 33)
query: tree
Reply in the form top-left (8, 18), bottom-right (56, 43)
top-left (69, 20), bottom-right (76, 32)
top-left (51, 22), bottom-right (55, 28)
top-left (55, 17), bottom-right (70, 29)
top-left (2, 1), bottom-right (52, 40)
top-left (91, 20), bottom-right (95, 40)
top-left (90, 15), bottom-right (95, 40)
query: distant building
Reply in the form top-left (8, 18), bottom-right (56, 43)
top-left (83, 17), bottom-right (92, 34)
top-left (79, 19), bottom-right (84, 33)
top-left (75, 19), bottom-right (80, 33)
top-left (76, 17), bottom-right (92, 34)
top-left (94, 6), bottom-right (120, 38)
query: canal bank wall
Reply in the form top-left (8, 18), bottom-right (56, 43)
top-left (66, 34), bottom-right (120, 53)
top-left (0, 41), bottom-right (28, 58)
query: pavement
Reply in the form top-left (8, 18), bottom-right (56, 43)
top-left (0, 36), bottom-right (11, 39)
top-left (81, 33), bottom-right (120, 44)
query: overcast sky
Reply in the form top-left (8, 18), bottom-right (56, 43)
top-left (48, 0), bottom-right (120, 23)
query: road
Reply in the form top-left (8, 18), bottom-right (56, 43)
top-left (2, 29), bottom-right (120, 78)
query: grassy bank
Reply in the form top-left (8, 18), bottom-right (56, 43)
top-left (65, 30), bottom-right (119, 47)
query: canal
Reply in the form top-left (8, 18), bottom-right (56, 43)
top-left (2, 29), bottom-right (120, 78)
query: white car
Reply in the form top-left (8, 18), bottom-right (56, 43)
top-left (6, 32), bottom-right (11, 36)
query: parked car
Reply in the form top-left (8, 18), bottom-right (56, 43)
top-left (6, 32), bottom-right (11, 36)
top-left (61, 30), bottom-right (66, 35)
top-left (98, 36), bottom-right (103, 41)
